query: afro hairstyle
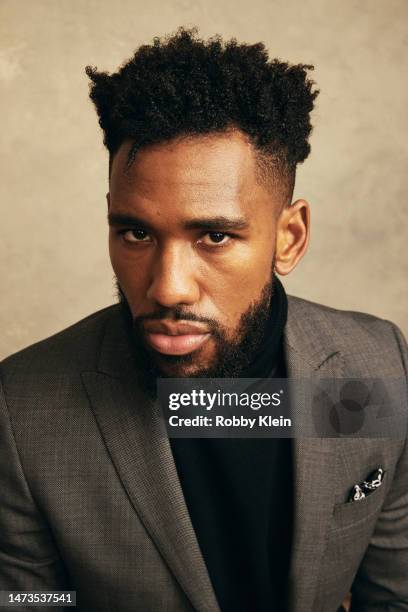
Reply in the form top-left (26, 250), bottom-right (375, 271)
top-left (85, 27), bottom-right (319, 202)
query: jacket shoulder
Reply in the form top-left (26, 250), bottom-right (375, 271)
top-left (287, 294), bottom-right (407, 374)
top-left (0, 305), bottom-right (121, 381)
top-left (288, 293), bottom-right (393, 330)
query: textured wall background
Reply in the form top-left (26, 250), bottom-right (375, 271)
top-left (1, 0), bottom-right (407, 358)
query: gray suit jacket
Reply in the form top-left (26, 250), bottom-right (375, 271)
top-left (0, 296), bottom-right (407, 612)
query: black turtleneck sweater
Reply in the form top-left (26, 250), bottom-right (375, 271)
top-left (170, 277), bottom-right (293, 612)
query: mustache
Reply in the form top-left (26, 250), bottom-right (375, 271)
top-left (116, 280), bottom-right (224, 339)
top-left (133, 308), bottom-right (221, 334)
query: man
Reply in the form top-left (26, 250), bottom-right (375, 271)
top-left (0, 27), bottom-right (407, 612)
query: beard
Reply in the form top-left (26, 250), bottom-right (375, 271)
top-left (116, 270), bottom-right (274, 386)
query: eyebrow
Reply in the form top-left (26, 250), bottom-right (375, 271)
top-left (108, 213), bottom-right (250, 232)
top-left (108, 213), bottom-right (151, 229)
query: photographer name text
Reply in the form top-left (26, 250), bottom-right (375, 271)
top-left (168, 415), bottom-right (292, 429)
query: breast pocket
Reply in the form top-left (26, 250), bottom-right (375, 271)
top-left (332, 477), bottom-right (387, 532)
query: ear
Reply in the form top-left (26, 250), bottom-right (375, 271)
top-left (106, 192), bottom-right (110, 211)
top-left (274, 199), bottom-right (310, 275)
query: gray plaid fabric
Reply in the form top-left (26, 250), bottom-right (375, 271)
top-left (0, 296), bottom-right (407, 612)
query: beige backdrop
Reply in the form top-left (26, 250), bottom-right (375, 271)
top-left (1, 0), bottom-right (407, 359)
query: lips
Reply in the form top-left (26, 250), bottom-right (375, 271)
top-left (143, 320), bottom-right (211, 356)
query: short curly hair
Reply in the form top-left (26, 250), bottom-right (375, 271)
top-left (85, 27), bottom-right (319, 202)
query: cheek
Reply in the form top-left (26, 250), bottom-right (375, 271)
top-left (201, 238), bottom-right (275, 322)
top-left (109, 237), bottom-right (148, 295)
top-left (109, 238), bottom-right (127, 281)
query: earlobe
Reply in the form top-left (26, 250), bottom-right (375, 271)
top-left (274, 199), bottom-right (310, 276)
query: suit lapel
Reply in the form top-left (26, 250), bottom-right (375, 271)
top-left (82, 309), bottom-right (220, 612)
top-left (284, 296), bottom-right (345, 612)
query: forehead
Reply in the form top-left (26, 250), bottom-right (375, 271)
top-left (109, 132), bottom-right (274, 216)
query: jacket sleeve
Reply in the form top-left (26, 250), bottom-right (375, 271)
top-left (0, 374), bottom-right (71, 601)
top-left (350, 322), bottom-right (408, 611)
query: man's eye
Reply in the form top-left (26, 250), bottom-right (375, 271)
top-left (200, 232), bottom-right (231, 247)
top-left (121, 229), bottom-right (152, 243)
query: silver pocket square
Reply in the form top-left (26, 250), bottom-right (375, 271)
top-left (349, 467), bottom-right (384, 502)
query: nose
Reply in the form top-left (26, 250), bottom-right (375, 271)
top-left (146, 243), bottom-right (200, 308)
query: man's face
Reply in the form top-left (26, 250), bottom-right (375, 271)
top-left (108, 131), bottom-right (284, 377)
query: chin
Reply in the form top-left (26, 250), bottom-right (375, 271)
top-left (156, 360), bottom-right (212, 378)
top-left (146, 341), bottom-right (217, 378)
top-left (153, 351), bottom-right (215, 378)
